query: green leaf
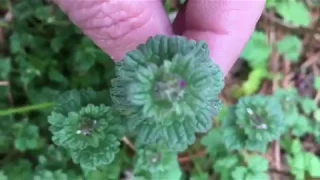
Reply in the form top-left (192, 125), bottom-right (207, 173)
top-left (13, 122), bottom-right (41, 152)
top-left (314, 109), bottom-right (320, 122)
top-left (287, 153), bottom-right (306, 179)
top-left (2, 159), bottom-right (33, 180)
top-left (0, 57), bottom-right (11, 80)
top-left (214, 155), bottom-right (240, 180)
top-left (83, 151), bottom-right (123, 180)
top-left (221, 106), bottom-right (270, 153)
top-left (48, 103), bottom-right (124, 170)
top-left (48, 68), bottom-right (68, 84)
top-left (221, 107), bottom-right (247, 151)
top-left (214, 155), bottom-right (240, 172)
top-left (36, 145), bottom-right (70, 169)
top-left (276, 35), bottom-right (302, 62)
top-left (201, 128), bottom-right (227, 157)
top-left (306, 153), bottom-right (320, 177)
top-left (242, 68), bottom-right (270, 96)
top-left (287, 151), bottom-right (320, 179)
top-left (0, 171), bottom-right (8, 180)
top-left (232, 166), bottom-right (248, 180)
top-left (240, 31), bottom-right (271, 68)
top-left (33, 170), bottom-right (68, 180)
top-left (290, 139), bottom-right (303, 154)
top-left (299, 97), bottom-right (317, 115)
top-left (9, 33), bottom-right (21, 54)
top-left (291, 114), bottom-right (312, 137)
top-left (266, 0), bottom-right (278, 8)
top-left (134, 148), bottom-right (182, 180)
top-left (245, 172), bottom-right (269, 180)
top-left (50, 36), bottom-right (66, 53)
top-left (247, 155), bottom-right (269, 172)
top-left (190, 173), bottom-right (209, 180)
top-left (235, 95), bottom-right (286, 144)
top-left (276, 1), bottom-right (311, 27)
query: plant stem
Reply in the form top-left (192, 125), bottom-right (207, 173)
top-left (0, 102), bottom-right (54, 116)
top-left (240, 150), bottom-right (250, 165)
top-left (187, 150), bottom-right (203, 175)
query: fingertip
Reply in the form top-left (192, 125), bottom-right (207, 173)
top-left (52, 0), bottom-right (173, 62)
top-left (182, 0), bottom-right (266, 76)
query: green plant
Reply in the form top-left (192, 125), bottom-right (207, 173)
top-left (2, 0), bottom-right (320, 179)
top-left (284, 139), bottom-right (320, 180)
top-left (44, 35), bottom-right (225, 177)
top-left (266, 0), bottom-right (311, 27)
top-left (222, 95), bottom-right (286, 152)
top-left (276, 35), bottom-right (303, 63)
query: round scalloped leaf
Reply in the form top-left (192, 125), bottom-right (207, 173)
top-left (133, 147), bottom-right (181, 179)
top-left (70, 135), bottom-right (121, 170)
top-left (222, 106), bottom-right (268, 152)
top-left (53, 89), bottom-right (112, 116)
top-left (33, 170), bottom-right (68, 180)
top-left (53, 89), bottom-right (97, 116)
top-left (110, 35), bottom-right (224, 151)
top-left (235, 95), bottom-right (286, 143)
top-left (222, 107), bottom-right (247, 151)
top-left (49, 104), bottom-right (124, 154)
top-left (48, 104), bottom-right (115, 149)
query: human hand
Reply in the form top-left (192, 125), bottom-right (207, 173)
top-left (53, 0), bottom-right (266, 76)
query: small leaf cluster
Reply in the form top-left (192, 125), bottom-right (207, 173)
top-left (274, 88), bottom-right (320, 138)
top-left (241, 31), bottom-right (303, 69)
top-left (47, 89), bottom-right (124, 170)
top-left (283, 139), bottom-right (320, 180)
top-left (238, 31), bottom-right (303, 97)
top-left (133, 147), bottom-right (182, 180)
top-left (201, 129), bottom-right (270, 180)
top-left (231, 155), bottom-right (269, 180)
top-left (222, 94), bottom-right (286, 152)
top-left (266, 0), bottom-right (311, 27)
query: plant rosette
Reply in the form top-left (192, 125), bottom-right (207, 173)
top-left (110, 35), bottom-right (224, 152)
top-left (235, 95), bottom-right (286, 143)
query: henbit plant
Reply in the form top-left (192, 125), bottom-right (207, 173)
top-left (46, 35), bottom-right (225, 177)
top-left (222, 94), bottom-right (286, 153)
top-left (3, 1), bottom-right (320, 179)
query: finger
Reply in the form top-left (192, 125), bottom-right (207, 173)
top-left (53, 0), bottom-right (173, 61)
top-left (182, 0), bottom-right (266, 75)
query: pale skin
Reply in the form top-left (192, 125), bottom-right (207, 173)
top-left (53, 0), bottom-right (266, 76)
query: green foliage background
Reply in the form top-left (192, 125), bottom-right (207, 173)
top-left (1, 0), bottom-right (320, 180)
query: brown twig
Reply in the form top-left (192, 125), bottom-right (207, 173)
top-left (273, 141), bottom-right (282, 171)
top-left (122, 137), bottom-right (135, 151)
top-left (313, 63), bottom-right (320, 102)
top-left (282, 73), bottom-right (295, 88)
top-left (266, 17), bottom-right (283, 180)
top-left (178, 150), bottom-right (207, 163)
top-left (304, 6), bottom-right (320, 50)
top-left (302, 51), bottom-right (320, 69)
top-left (269, 168), bottom-right (292, 177)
